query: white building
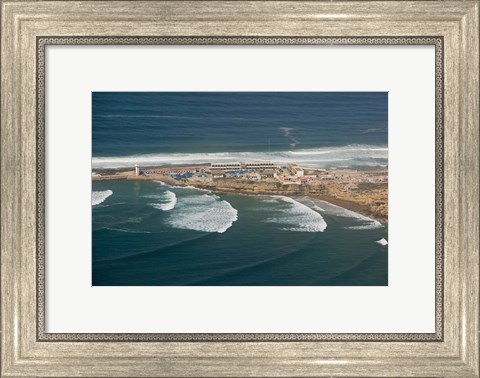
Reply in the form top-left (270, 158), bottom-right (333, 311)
top-left (244, 162), bottom-right (277, 170)
top-left (210, 162), bottom-right (242, 170)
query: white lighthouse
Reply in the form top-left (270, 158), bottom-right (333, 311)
top-left (135, 164), bottom-right (140, 176)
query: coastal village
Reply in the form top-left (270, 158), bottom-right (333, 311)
top-left (93, 161), bottom-right (388, 223)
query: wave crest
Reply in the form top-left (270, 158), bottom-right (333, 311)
top-left (92, 190), bottom-right (113, 206)
top-left (148, 190), bottom-right (177, 211)
top-left (264, 196), bottom-right (327, 232)
top-left (167, 194), bottom-right (238, 233)
top-left (308, 199), bottom-right (383, 230)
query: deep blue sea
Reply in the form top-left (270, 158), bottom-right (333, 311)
top-left (92, 92), bottom-right (388, 286)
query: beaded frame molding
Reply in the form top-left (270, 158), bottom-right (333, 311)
top-left (36, 36), bottom-right (444, 342)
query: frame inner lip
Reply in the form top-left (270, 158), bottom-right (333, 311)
top-left (35, 36), bottom-right (444, 343)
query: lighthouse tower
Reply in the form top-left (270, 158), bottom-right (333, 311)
top-left (135, 164), bottom-right (140, 176)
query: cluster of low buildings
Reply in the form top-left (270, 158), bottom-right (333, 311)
top-left (138, 161), bottom-right (387, 189)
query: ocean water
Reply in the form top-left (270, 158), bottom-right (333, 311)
top-left (92, 92), bottom-right (388, 286)
top-left (92, 180), bottom-right (388, 286)
top-left (92, 92), bottom-right (388, 169)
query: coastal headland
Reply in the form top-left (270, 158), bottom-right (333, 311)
top-left (93, 161), bottom-right (388, 223)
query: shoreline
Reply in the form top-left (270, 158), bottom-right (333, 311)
top-left (93, 174), bottom-right (387, 225)
top-left (197, 186), bottom-right (387, 225)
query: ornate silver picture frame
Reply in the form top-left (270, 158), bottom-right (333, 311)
top-left (36, 36), bottom-right (444, 343)
top-left (1, 1), bottom-right (478, 376)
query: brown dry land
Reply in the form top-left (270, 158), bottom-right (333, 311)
top-left (93, 168), bottom-right (388, 223)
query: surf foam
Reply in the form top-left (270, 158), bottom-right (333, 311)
top-left (310, 199), bottom-right (383, 230)
top-left (167, 194), bottom-right (238, 233)
top-left (92, 190), bottom-right (113, 206)
top-left (264, 196), bottom-right (327, 232)
top-left (92, 144), bottom-right (388, 169)
top-left (149, 190), bottom-right (177, 211)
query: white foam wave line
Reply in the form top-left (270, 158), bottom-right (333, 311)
top-left (375, 238), bottom-right (388, 246)
top-left (92, 190), bottom-right (113, 206)
top-left (92, 144), bottom-right (388, 169)
top-left (152, 180), bottom-right (211, 193)
top-left (149, 190), bottom-right (177, 211)
top-left (167, 184), bottom-right (212, 193)
top-left (289, 147), bottom-right (387, 156)
top-left (312, 205), bottom-right (325, 212)
top-left (264, 196), bottom-right (327, 232)
top-left (166, 194), bottom-right (238, 233)
top-left (312, 199), bottom-right (383, 229)
top-left (346, 223), bottom-right (383, 230)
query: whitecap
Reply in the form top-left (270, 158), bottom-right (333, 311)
top-left (264, 196), bottom-right (327, 232)
top-left (148, 190), bottom-right (177, 211)
top-left (92, 190), bottom-right (113, 206)
top-left (166, 194), bottom-right (238, 233)
top-left (376, 238), bottom-right (388, 246)
top-left (347, 223), bottom-right (383, 230)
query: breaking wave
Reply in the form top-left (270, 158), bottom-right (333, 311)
top-left (167, 194), bottom-right (238, 233)
top-left (92, 144), bottom-right (388, 169)
top-left (264, 196), bottom-right (327, 232)
top-left (148, 190), bottom-right (177, 211)
top-left (309, 199), bottom-right (383, 230)
top-left (92, 190), bottom-right (113, 206)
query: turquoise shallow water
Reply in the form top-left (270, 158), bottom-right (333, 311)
top-left (92, 180), bottom-right (388, 286)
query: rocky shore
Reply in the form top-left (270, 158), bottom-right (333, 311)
top-left (93, 171), bottom-right (388, 224)
top-left (181, 178), bottom-right (387, 224)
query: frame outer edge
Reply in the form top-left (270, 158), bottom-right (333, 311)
top-left (34, 35), bottom-right (444, 344)
top-left (458, 2), bottom-right (479, 376)
top-left (1, 0), bottom-right (22, 375)
top-left (1, 0), bottom-right (479, 377)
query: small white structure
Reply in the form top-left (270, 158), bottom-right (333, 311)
top-left (244, 161), bottom-right (277, 170)
top-left (135, 164), bottom-right (140, 176)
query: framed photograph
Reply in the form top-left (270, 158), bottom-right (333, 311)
top-left (1, 1), bottom-right (478, 377)
top-left (91, 91), bottom-right (389, 287)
